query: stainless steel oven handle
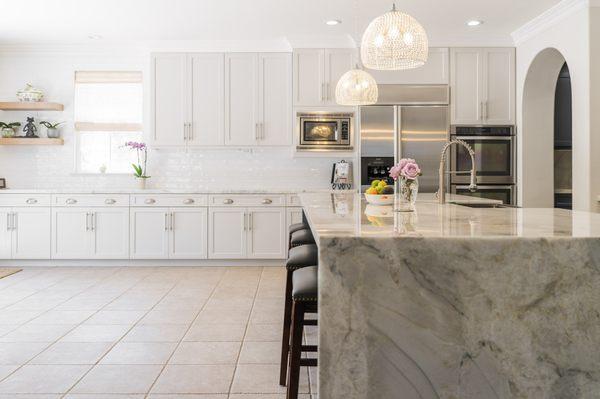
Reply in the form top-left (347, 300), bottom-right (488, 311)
top-left (453, 136), bottom-right (513, 141)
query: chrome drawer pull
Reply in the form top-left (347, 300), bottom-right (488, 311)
top-left (262, 198), bottom-right (273, 205)
top-left (105, 199), bottom-right (116, 205)
top-left (66, 198), bottom-right (77, 205)
top-left (183, 199), bottom-right (195, 205)
top-left (144, 198), bottom-right (156, 205)
top-left (223, 199), bottom-right (234, 205)
top-left (25, 198), bottom-right (38, 204)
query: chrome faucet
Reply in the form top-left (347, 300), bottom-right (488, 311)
top-left (437, 139), bottom-right (477, 204)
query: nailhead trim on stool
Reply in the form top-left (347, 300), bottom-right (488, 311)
top-left (290, 228), bottom-right (315, 248)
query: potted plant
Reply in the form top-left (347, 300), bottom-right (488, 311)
top-left (0, 122), bottom-right (21, 138)
top-left (125, 141), bottom-right (150, 189)
top-left (39, 121), bottom-right (64, 138)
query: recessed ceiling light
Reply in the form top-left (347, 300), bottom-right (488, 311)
top-left (88, 34), bottom-right (103, 40)
top-left (325, 20), bottom-right (342, 26)
top-left (466, 20), bottom-right (483, 27)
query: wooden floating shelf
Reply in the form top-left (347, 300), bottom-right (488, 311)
top-left (0, 102), bottom-right (64, 111)
top-left (0, 138), bottom-right (64, 145)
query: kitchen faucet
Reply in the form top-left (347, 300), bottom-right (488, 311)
top-left (437, 139), bottom-right (477, 204)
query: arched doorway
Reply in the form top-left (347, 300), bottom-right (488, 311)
top-left (521, 48), bottom-right (570, 208)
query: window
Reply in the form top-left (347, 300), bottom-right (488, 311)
top-left (75, 71), bottom-right (143, 173)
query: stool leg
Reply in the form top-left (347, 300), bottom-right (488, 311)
top-left (287, 300), bottom-right (305, 399)
top-left (279, 269), bottom-right (293, 386)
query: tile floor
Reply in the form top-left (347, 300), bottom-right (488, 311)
top-left (0, 267), bottom-right (318, 399)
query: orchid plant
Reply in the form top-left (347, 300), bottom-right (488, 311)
top-left (124, 141), bottom-right (150, 179)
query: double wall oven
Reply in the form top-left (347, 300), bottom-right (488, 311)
top-left (450, 125), bottom-right (516, 205)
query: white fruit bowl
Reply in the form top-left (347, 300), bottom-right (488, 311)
top-left (364, 193), bottom-right (394, 205)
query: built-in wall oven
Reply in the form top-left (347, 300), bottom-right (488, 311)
top-left (297, 112), bottom-right (353, 150)
top-left (450, 125), bottom-right (516, 204)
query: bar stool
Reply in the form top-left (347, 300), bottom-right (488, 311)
top-left (288, 222), bottom-right (308, 249)
top-left (289, 228), bottom-right (315, 248)
top-left (287, 265), bottom-right (318, 399)
top-left (279, 243), bottom-right (318, 385)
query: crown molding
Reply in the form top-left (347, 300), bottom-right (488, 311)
top-left (512, 0), bottom-right (589, 45)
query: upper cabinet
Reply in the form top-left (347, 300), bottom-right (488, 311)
top-left (152, 52), bottom-right (291, 147)
top-left (293, 48), bottom-right (355, 107)
top-left (364, 48), bottom-right (449, 85)
top-left (450, 48), bottom-right (515, 125)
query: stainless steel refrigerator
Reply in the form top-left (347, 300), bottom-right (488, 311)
top-left (360, 85), bottom-right (449, 192)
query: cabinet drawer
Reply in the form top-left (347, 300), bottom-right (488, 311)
top-left (53, 194), bottom-right (130, 207)
top-left (209, 194), bottom-right (285, 207)
top-left (130, 195), bottom-right (208, 207)
top-left (0, 194), bottom-right (51, 207)
top-left (286, 194), bottom-right (301, 206)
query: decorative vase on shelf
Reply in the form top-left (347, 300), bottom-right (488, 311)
top-left (46, 127), bottom-right (61, 138)
top-left (1, 128), bottom-right (15, 138)
top-left (396, 177), bottom-right (419, 212)
top-left (136, 177), bottom-right (148, 190)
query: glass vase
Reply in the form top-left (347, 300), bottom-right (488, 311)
top-left (396, 177), bottom-right (419, 212)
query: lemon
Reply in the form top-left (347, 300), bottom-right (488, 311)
top-left (371, 180), bottom-right (381, 188)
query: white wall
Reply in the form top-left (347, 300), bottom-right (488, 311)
top-left (0, 49), bottom-right (346, 191)
top-left (514, 2), bottom-right (593, 210)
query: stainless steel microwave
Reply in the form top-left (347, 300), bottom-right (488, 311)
top-left (297, 112), bottom-right (354, 150)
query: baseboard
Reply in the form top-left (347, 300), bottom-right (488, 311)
top-left (0, 259), bottom-right (285, 267)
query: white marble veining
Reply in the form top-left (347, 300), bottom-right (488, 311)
top-left (0, 188), bottom-right (354, 195)
top-left (302, 192), bottom-right (600, 399)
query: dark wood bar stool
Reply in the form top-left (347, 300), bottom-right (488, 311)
top-left (289, 228), bottom-right (315, 248)
top-left (279, 243), bottom-right (318, 385)
top-left (287, 265), bottom-right (318, 399)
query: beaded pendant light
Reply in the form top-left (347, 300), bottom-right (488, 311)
top-left (335, 66), bottom-right (378, 106)
top-left (360, 3), bottom-right (428, 70)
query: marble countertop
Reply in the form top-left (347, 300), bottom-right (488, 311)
top-left (0, 188), bottom-right (355, 195)
top-left (300, 192), bottom-right (600, 238)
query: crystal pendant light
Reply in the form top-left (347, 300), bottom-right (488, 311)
top-left (361, 3), bottom-right (428, 70)
top-left (335, 66), bottom-right (378, 106)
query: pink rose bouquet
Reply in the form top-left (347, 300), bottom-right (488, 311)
top-left (389, 158), bottom-right (421, 182)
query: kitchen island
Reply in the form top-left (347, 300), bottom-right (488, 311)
top-left (300, 192), bottom-right (600, 399)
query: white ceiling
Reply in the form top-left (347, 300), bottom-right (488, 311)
top-left (0, 0), bottom-right (563, 47)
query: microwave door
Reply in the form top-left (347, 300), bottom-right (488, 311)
top-left (301, 119), bottom-right (338, 145)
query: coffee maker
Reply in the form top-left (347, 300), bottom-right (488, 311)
top-left (331, 160), bottom-right (353, 190)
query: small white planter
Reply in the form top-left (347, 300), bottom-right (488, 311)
top-left (45, 127), bottom-right (61, 138)
top-left (136, 177), bottom-right (149, 189)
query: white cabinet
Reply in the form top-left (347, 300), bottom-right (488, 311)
top-left (52, 207), bottom-right (129, 259)
top-left (209, 207), bottom-right (286, 259)
top-left (258, 53), bottom-right (292, 145)
top-left (152, 53), bottom-right (225, 147)
top-left (130, 207), bottom-right (208, 259)
top-left (0, 207), bottom-right (51, 259)
top-left (286, 207), bottom-right (303, 226)
top-left (225, 53), bottom-right (259, 146)
top-left (450, 48), bottom-right (515, 125)
top-left (247, 208), bottom-right (286, 259)
top-left (365, 48), bottom-right (449, 84)
top-left (293, 48), bottom-right (354, 106)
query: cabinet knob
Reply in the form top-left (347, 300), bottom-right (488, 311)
top-left (183, 198), bottom-right (195, 205)
top-left (262, 198), bottom-right (273, 205)
top-left (105, 199), bottom-right (116, 205)
top-left (223, 199), bottom-right (234, 205)
top-left (144, 198), bottom-right (156, 204)
top-left (66, 198), bottom-right (77, 205)
top-left (25, 198), bottom-right (38, 204)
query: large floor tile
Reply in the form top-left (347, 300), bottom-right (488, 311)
top-left (0, 365), bottom-right (90, 394)
top-left (30, 342), bottom-right (113, 365)
top-left (122, 325), bottom-right (188, 343)
top-left (0, 324), bottom-right (76, 343)
top-left (0, 365), bottom-right (18, 380)
top-left (0, 311), bottom-right (45, 325)
top-left (238, 341), bottom-right (281, 364)
top-left (244, 323), bottom-right (281, 342)
top-left (100, 342), bottom-right (177, 365)
top-left (60, 325), bottom-right (131, 343)
top-left (183, 323), bottom-right (246, 342)
top-left (139, 309), bottom-right (198, 325)
top-left (194, 308), bottom-right (250, 324)
top-left (70, 365), bottom-right (163, 394)
top-left (150, 365), bottom-right (234, 394)
top-left (169, 342), bottom-right (240, 365)
top-left (230, 364), bottom-right (309, 394)
top-left (84, 311), bottom-right (146, 325)
top-left (0, 343), bottom-right (49, 365)
top-left (28, 311), bottom-right (95, 325)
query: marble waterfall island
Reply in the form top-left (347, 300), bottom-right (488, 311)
top-left (300, 192), bottom-right (600, 399)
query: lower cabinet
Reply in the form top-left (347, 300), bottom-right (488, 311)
top-left (209, 207), bottom-right (285, 259)
top-left (0, 207), bottom-right (51, 259)
top-left (130, 207), bottom-right (208, 259)
top-left (52, 207), bottom-right (129, 259)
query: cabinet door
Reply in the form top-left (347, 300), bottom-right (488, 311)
top-left (52, 208), bottom-right (91, 259)
top-left (324, 49), bottom-right (355, 105)
top-left (483, 48), bottom-right (515, 125)
top-left (286, 207), bottom-right (303, 227)
top-left (130, 208), bottom-right (169, 259)
top-left (258, 53), bottom-right (292, 146)
top-left (247, 207), bottom-right (286, 259)
top-left (450, 48), bottom-right (483, 125)
top-left (190, 53), bottom-right (225, 146)
top-left (91, 207), bottom-right (129, 259)
top-left (169, 208), bottom-right (208, 259)
top-left (293, 49), bottom-right (325, 106)
top-left (152, 53), bottom-right (188, 146)
top-left (208, 207), bottom-right (246, 259)
top-left (0, 208), bottom-right (12, 259)
top-left (225, 53), bottom-right (258, 146)
top-left (12, 207), bottom-right (51, 259)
